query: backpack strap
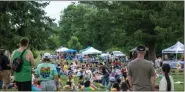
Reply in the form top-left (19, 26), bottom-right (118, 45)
top-left (20, 49), bottom-right (26, 59)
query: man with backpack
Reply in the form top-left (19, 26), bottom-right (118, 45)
top-left (0, 47), bottom-right (11, 91)
top-left (11, 37), bottom-right (35, 91)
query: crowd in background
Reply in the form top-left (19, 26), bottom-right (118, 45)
top-left (0, 37), bottom-right (183, 91)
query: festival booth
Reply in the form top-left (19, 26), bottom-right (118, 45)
top-left (81, 47), bottom-right (102, 62)
top-left (81, 47), bottom-right (102, 55)
top-left (79, 46), bottom-right (91, 53)
top-left (162, 41), bottom-right (184, 68)
top-left (65, 49), bottom-right (77, 53)
top-left (56, 47), bottom-right (77, 60)
top-left (56, 46), bottom-right (69, 52)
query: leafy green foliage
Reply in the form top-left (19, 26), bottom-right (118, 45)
top-left (68, 36), bottom-right (83, 51)
top-left (59, 1), bottom-right (184, 61)
top-left (0, 1), bottom-right (54, 51)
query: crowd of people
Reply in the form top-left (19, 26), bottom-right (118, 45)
top-left (0, 37), bottom-right (181, 91)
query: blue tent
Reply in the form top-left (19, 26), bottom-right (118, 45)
top-left (65, 49), bottom-right (77, 52)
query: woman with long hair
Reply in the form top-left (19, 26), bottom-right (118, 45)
top-left (159, 64), bottom-right (174, 91)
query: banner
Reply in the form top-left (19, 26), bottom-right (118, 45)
top-left (169, 61), bottom-right (184, 69)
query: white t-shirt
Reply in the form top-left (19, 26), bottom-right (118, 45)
top-left (159, 75), bottom-right (174, 91)
top-left (85, 70), bottom-right (93, 82)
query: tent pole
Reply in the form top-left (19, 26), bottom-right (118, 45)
top-left (176, 53), bottom-right (177, 61)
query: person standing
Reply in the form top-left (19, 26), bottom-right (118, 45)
top-left (128, 45), bottom-right (156, 91)
top-left (99, 63), bottom-right (110, 87)
top-left (11, 37), bottom-right (35, 91)
top-left (0, 47), bottom-right (11, 91)
top-left (36, 53), bottom-right (59, 91)
top-left (159, 64), bottom-right (174, 91)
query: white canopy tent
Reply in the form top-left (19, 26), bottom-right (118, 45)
top-left (55, 46), bottom-right (69, 52)
top-left (162, 41), bottom-right (184, 60)
top-left (82, 47), bottom-right (102, 55)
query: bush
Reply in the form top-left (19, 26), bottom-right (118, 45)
top-left (32, 51), bottom-right (39, 59)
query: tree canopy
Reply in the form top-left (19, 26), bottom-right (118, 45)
top-left (0, 1), bottom-right (54, 51)
top-left (58, 1), bottom-right (184, 61)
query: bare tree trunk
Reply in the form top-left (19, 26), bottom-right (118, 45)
top-left (148, 43), bottom-right (156, 66)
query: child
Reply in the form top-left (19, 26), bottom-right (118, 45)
top-left (159, 64), bottom-right (174, 91)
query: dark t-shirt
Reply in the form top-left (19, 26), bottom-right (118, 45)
top-left (128, 58), bottom-right (155, 91)
top-left (102, 65), bottom-right (110, 75)
top-left (0, 54), bottom-right (10, 70)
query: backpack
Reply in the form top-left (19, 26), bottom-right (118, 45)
top-left (0, 55), bottom-right (4, 70)
top-left (12, 49), bottom-right (26, 72)
top-left (0, 55), bottom-right (10, 71)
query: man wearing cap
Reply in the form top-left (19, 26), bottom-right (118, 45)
top-left (127, 45), bottom-right (156, 91)
top-left (0, 47), bottom-right (11, 91)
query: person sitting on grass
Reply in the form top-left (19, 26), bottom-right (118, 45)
top-left (63, 75), bottom-right (75, 91)
top-left (111, 82), bottom-right (120, 92)
top-left (159, 64), bottom-right (174, 91)
top-left (107, 77), bottom-right (116, 91)
top-left (77, 75), bottom-right (84, 89)
top-left (120, 77), bottom-right (129, 91)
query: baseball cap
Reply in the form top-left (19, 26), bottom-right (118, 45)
top-left (43, 53), bottom-right (51, 59)
top-left (136, 45), bottom-right (146, 51)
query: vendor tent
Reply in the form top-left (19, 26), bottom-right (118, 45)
top-left (79, 46), bottom-right (91, 53)
top-left (56, 46), bottom-right (69, 52)
top-left (65, 49), bottom-right (77, 53)
top-left (162, 41), bottom-right (184, 53)
top-left (81, 47), bottom-right (102, 55)
top-left (162, 41), bottom-right (184, 60)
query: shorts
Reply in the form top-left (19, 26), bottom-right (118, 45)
top-left (40, 80), bottom-right (56, 91)
top-left (0, 70), bottom-right (11, 86)
top-left (122, 73), bottom-right (127, 78)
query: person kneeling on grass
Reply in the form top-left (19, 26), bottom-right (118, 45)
top-left (35, 53), bottom-right (59, 91)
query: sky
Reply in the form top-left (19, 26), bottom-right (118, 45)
top-left (44, 1), bottom-right (77, 23)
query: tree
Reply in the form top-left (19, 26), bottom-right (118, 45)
top-left (59, 1), bottom-right (184, 62)
top-left (68, 36), bottom-right (83, 51)
top-left (80, 1), bottom-right (184, 62)
top-left (0, 1), bottom-right (54, 51)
